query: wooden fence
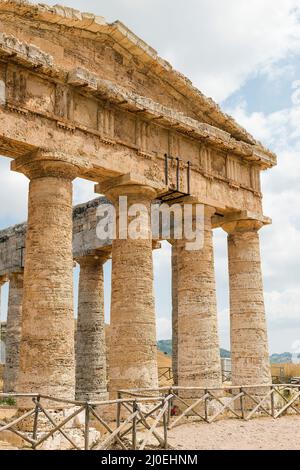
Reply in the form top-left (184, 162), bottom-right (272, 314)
top-left (119, 384), bottom-right (300, 429)
top-left (158, 367), bottom-right (173, 383)
top-left (0, 393), bottom-right (171, 450)
top-left (1, 384), bottom-right (300, 450)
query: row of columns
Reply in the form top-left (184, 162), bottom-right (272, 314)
top-left (0, 153), bottom-right (271, 401)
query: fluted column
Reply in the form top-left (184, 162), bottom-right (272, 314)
top-left (75, 252), bottom-right (109, 401)
top-left (222, 219), bottom-right (271, 386)
top-left (177, 206), bottom-right (222, 389)
top-left (0, 276), bottom-right (8, 364)
top-left (3, 272), bottom-right (23, 393)
top-left (101, 181), bottom-right (158, 392)
top-left (171, 240), bottom-right (179, 386)
top-left (12, 153), bottom-right (78, 401)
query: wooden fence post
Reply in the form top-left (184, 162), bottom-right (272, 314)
top-left (240, 388), bottom-right (245, 419)
top-left (163, 398), bottom-right (168, 449)
top-left (84, 403), bottom-right (90, 451)
top-left (132, 401), bottom-right (137, 450)
top-left (32, 395), bottom-right (40, 443)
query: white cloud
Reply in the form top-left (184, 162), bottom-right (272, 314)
top-left (226, 87), bottom-right (300, 349)
top-left (0, 157), bottom-right (28, 228)
top-left (73, 178), bottom-right (97, 206)
top-left (265, 289), bottom-right (300, 327)
top-left (156, 316), bottom-right (172, 341)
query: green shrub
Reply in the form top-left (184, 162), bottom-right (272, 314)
top-left (0, 397), bottom-right (16, 406)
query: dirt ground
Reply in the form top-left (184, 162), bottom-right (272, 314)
top-left (1, 415), bottom-right (299, 451)
top-left (168, 416), bottom-right (300, 450)
top-left (0, 441), bottom-right (18, 450)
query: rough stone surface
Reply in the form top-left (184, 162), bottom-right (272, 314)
top-left (16, 158), bottom-right (76, 402)
top-left (0, 197), bottom-right (112, 276)
top-left (104, 183), bottom-right (158, 393)
top-left (0, 0), bottom-right (277, 152)
top-left (75, 253), bottom-right (109, 401)
top-left (222, 219), bottom-right (271, 386)
top-left (171, 240), bottom-right (179, 386)
top-left (177, 207), bottom-right (222, 389)
top-left (0, 224), bottom-right (26, 277)
top-left (3, 272), bottom-right (23, 392)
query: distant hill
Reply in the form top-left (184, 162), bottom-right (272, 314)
top-left (220, 348), bottom-right (231, 358)
top-left (157, 340), bottom-right (299, 364)
top-left (270, 352), bottom-right (300, 364)
top-left (157, 340), bottom-right (172, 356)
top-left (157, 340), bottom-right (230, 358)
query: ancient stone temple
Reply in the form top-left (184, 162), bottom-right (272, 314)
top-left (0, 1), bottom-right (276, 400)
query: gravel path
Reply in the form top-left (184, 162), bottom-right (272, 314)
top-left (168, 416), bottom-right (300, 450)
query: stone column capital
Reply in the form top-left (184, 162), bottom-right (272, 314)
top-left (106, 184), bottom-right (157, 205)
top-left (95, 173), bottom-right (161, 204)
top-left (75, 250), bottom-right (111, 266)
top-left (0, 274), bottom-right (9, 285)
top-left (8, 271), bottom-right (24, 282)
top-left (221, 218), bottom-right (264, 235)
top-left (204, 205), bottom-right (217, 218)
top-left (10, 150), bottom-right (88, 180)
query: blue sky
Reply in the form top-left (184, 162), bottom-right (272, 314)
top-left (1, 0), bottom-right (300, 355)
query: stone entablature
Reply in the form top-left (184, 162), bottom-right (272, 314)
top-left (0, 197), bottom-right (111, 276)
top-left (0, 1), bottom-right (276, 218)
top-left (0, 223), bottom-right (26, 277)
top-left (0, 0), bottom-right (274, 146)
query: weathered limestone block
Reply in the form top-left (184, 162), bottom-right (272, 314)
top-left (99, 180), bottom-right (159, 393)
top-left (0, 275), bottom-right (8, 372)
top-left (75, 252), bottom-right (109, 402)
top-left (3, 272), bottom-right (23, 393)
top-left (222, 219), bottom-right (271, 386)
top-left (0, 197), bottom-right (112, 277)
top-left (171, 240), bottom-right (179, 386)
top-left (177, 206), bottom-right (222, 390)
top-left (12, 152), bottom-right (79, 403)
top-left (0, 223), bottom-right (26, 277)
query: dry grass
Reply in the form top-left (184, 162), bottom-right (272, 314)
top-left (271, 363), bottom-right (300, 380)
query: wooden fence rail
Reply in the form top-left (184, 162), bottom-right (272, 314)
top-left (1, 384), bottom-right (300, 450)
top-left (119, 384), bottom-right (300, 430)
top-left (0, 393), bottom-right (171, 450)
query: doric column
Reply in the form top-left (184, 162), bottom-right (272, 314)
top-left (171, 240), bottom-right (179, 386)
top-left (97, 178), bottom-right (158, 392)
top-left (12, 152), bottom-right (79, 401)
top-left (75, 251), bottom-right (109, 401)
top-left (221, 219), bottom-right (271, 386)
top-left (3, 272), bottom-right (23, 393)
top-left (0, 275), bottom-right (8, 364)
top-left (177, 206), bottom-right (222, 389)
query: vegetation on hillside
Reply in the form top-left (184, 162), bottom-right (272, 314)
top-left (157, 340), bottom-right (300, 364)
